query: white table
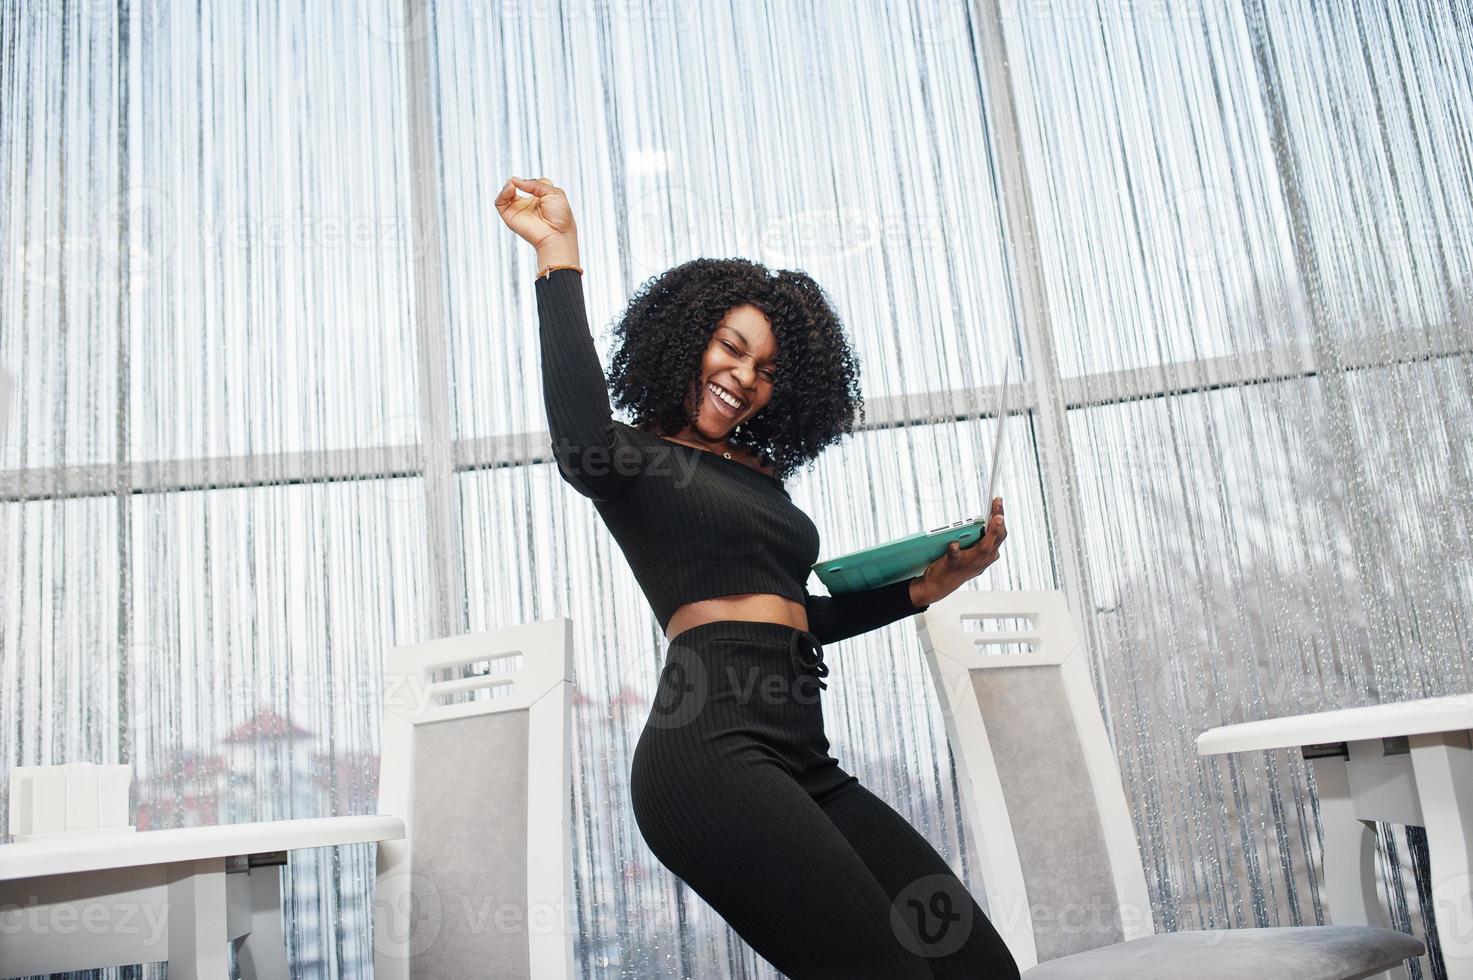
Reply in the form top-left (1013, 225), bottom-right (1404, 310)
top-left (1198, 694), bottom-right (1473, 980)
top-left (0, 814), bottom-right (405, 979)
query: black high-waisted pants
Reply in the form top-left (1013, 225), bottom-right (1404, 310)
top-left (629, 619), bottom-right (1020, 980)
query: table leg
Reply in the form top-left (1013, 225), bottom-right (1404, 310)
top-left (165, 857), bottom-right (230, 980)
top-left (234, 863), bottom-right (290, 980)
top-left (1311, 754), bottom-right (1408, 980)
top-left (1410, 730), bottom-right (1473, 980)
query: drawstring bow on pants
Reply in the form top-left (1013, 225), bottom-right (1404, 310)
top-left (788, 629), bottom-right (829, 691)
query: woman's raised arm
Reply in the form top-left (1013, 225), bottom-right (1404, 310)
top-left (497, 176), bottom-right (640, 501)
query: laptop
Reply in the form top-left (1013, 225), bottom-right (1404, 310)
top-left (812, 358), bottom-right (1013, 595)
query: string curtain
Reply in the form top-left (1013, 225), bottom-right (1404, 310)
top-left (1, 0), bottom-right (1469, 977)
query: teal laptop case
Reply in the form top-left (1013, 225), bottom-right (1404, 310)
top-left (811, 359), bottom-right (1012, 597)
top-left (811, 517), bottom-right (988, 594)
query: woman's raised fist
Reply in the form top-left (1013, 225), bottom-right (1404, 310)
top-left (495, 176), bottom-right (577, 252)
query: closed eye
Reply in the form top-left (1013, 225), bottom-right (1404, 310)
top-left (721, 341), bottom-right (777, 381)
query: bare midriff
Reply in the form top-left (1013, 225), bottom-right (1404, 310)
top-left (664, 593), bottom-right (808, 642)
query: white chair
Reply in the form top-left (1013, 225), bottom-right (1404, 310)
top-left (374, 618), bottom-right (576, 980)
top-left (916, 588), bottom-right (1425, 979)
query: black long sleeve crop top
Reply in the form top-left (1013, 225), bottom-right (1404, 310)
top-left (535, 267), bottom-right (930, 644)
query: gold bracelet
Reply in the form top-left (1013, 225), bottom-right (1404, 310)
top-left (536, 263), bottom-right (583, 281)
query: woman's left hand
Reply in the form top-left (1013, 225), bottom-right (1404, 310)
top-left (913, 497), bottom-right (1006, 606)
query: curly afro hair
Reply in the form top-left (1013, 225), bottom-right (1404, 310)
top-left (604, 257), bottom-right (866, 483)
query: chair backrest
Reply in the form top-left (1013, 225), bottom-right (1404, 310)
top-left (915, 588), bottom-right (1152, 971)
top-left (374, 618), bottom-right (575, 980)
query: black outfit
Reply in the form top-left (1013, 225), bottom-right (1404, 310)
top-left (536, 268), bottom-right (1019, 979)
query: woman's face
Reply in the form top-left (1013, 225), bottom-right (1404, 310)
top-left (684, 303), bottom-right (778, 441)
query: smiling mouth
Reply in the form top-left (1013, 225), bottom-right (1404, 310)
top-left (706, 380), bottom-right (747, 419)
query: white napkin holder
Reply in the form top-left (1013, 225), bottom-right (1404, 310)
top-left (8, 762), bottom-right (135, 842)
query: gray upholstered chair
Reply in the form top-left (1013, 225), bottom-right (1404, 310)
top-left (373, 619), bottom-right (575, 980)
top-left (915, 589), bottom-right (1424, 980)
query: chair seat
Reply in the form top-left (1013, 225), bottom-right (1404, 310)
top-left (1021, 925), bottom-right (1424, 980)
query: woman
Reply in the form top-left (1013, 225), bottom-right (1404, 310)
top-left (496, 175), bottom-right (1018, 980)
